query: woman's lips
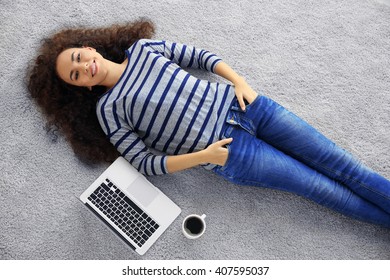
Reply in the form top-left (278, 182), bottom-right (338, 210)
top-left (91, 60), bottom-right (97, 77)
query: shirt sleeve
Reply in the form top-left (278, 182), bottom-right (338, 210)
top-left (139, 39), bottom-right (222, 73)
top-left (108, 125), bottom-right (168, 176)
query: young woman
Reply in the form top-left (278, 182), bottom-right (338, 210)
top-left (28, 19), bottom-right (390, 228)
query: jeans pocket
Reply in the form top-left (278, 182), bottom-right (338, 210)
top-left (220, 143), bottom-right (232, 172)
top-left (230, 95), bottom-right (261, 112)
top-left (226, 96), bottom-right (261, 136)
top-left (245, 94), bottom-right (261, 110)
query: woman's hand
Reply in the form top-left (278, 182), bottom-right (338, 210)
top-left (166, 138), bottom-right (233, 173)
top-left (202, 138), bottom-right (233, 166)
top-left (213, 62), bottom-right (258, 111)
top-left (233, 76), bottom-right (258, 111)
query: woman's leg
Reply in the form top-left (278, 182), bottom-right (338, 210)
top-left (227, 95), bottom-right (390, 214)
top-left (214, 126), bottom-right (390, 228)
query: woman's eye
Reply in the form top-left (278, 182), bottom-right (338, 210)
top-left (77, 53), bottom-right (81, 62)
top-left (75, 71), bottom-right (79, 80)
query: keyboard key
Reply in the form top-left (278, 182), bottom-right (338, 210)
top-left (101, 183), bottom-right (110, 192)
top-left (123, 196), bottom-right (143, 215)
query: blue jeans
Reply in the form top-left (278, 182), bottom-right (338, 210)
top-left (214, 95), bottom-right (390, 228)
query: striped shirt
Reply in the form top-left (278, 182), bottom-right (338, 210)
top-left (96, 39), bottom-right (235, 175)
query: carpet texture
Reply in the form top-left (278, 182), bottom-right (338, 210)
top-left (1, 0), bottom-right (389, 260)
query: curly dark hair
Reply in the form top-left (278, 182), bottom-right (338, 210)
top-left (27, 19), bottom-right (155, 164)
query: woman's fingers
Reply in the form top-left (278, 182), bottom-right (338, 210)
top-left (237, 95), bottom-right (246, 111)
top-left (219, 137), bottom-right (233, 146)
top-left (234, 79), bottom-right (258, 111)
top-left (214, 138), bottom-right (233, 166)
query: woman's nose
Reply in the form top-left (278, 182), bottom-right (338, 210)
top-left (77, 62), bottom-right (89, 75)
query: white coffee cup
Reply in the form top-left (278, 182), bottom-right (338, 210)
top-left (182, 214), bottom-right (206, 239)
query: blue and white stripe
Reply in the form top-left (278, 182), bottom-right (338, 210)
top-left (97, 39), bottom-right (235, 175)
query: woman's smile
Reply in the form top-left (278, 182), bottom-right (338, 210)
top-left (91, 59), bottom-right (97, 77)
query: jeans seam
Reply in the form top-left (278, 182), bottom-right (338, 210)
top-left (291, 152), bottom-right (390, 201)
top-left (215, 169), bottom-right (272, 189)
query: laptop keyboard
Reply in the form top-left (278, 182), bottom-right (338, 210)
top-left (87, 178), bottom-right (160, 247)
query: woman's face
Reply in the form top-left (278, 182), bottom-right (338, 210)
top-left (56, 47), bottom-right (107, 88)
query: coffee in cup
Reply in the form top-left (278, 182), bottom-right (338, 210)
top-left (182, 214), bottom-right (206, 239)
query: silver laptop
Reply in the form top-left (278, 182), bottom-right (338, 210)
top-left (80, 156), bottom-right (181, 255)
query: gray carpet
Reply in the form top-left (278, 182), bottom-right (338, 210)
top-left (1, 0), bottom-right (389, 260)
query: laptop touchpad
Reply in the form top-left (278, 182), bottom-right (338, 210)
top-left (126, 177), bottom-right (159, 207)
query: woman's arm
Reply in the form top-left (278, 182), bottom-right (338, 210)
top-left (140, 40), bottom-right (222, 73)
top-left (166, 138), bottom-right (233, 173)
top-left (214, 62), bottom-right (258, 111)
